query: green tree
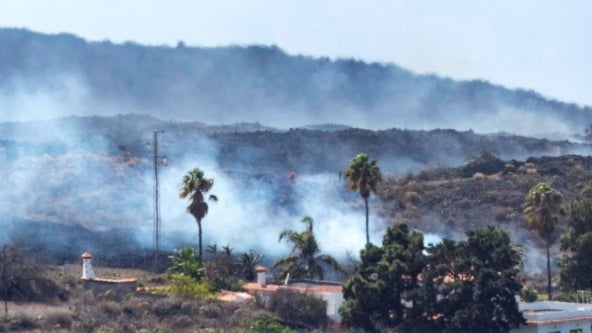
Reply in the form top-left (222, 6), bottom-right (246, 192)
top-left (560, 180), bottom-right (592, 291)
top-left (272, 216), bottom-right (342, 280)
top-left (425, 226), bottom-right (525, 333)
top-left (340, 223), bottom-right (425, 332)
top-left (344, 153), bottom-right (382, 245)
top-left (179, 168), bottom-right (218, 264)
top-left (0, 244), bottom-right (39, 316)
top-left (167, 247), bottom-right (204, 281)
top-left (523, 182), bottom-right (561, 300)
top-left (239, 250), bottom-right (263, 281)
top-left (340, 225), bottom-right (524, 333)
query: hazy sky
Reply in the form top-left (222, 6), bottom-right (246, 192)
top-left (1, 0), bottom-right (591, 106)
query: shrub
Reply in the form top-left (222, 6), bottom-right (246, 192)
top-left (168, 247), bottom-right (205, 281)
top-left (266, 289), bottom-right (327, 329)
top-left (521, 286), bottom-right (539, 303)
top-left (250, 315), bottom-right (292, 333)
top-left (170, 315), bottom-right (193, 330)
top-left (44, 311), bottom-right (73, 329)
top-left (100, 301), bottom-right (122, 317)
top-left (7, 314), bottom-right (38, 331)
top-left (152, 298), bottom-right (182, 318)
top-left (168, 273), bottom-right (213, 299)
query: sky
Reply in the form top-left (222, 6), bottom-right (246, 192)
top-left (0, 0), bottom-right (591, 107)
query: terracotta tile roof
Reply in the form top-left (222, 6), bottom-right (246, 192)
top-left (217, 291), bottom-right (254, 302)
top-left (243, 282), bottom-right (342, 293)
top-left (243, 282), bottom-right (280, 291)
top-left (82, 277), bottom-right (137, 284)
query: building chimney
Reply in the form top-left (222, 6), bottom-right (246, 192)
top-left (81, 252), bottom-right (96, 279)
top-left (255, 265), bottom-right (266, 287)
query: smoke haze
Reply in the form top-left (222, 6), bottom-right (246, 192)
top-left (1, 28), bottom-right (590, 274)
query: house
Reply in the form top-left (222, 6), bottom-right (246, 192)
top-left (80, 252), bottom-right (137, 298)
top-left (242, 266), bottom-right (344, 322)
top-left (512, 301), bottom-right (592, 333)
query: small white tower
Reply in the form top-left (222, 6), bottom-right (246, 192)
top-left (81, 252), bottom-right (96, 279)
top-left (256, 265), bottom-right (266, 287)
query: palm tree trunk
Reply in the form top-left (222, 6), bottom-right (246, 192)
top-left (198, 220), bottom-right (203, 265)
top-left (546, 243), bottom-right (552, 300)
top-left (364, 197), bottom-right (370, 245)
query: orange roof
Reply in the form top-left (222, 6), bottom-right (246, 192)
top-left (243, 282), bottom-right (342, 294)
top-left (243, 282), bottom-right (280, 291)
top-left (255, 265), bottom-right (267, 272)
top-left (82, 277), bottom-right (137, 284)
top-left (217, 291), bottom-right (254, 302)
top-left (81, 252), bottom-right (92, 259)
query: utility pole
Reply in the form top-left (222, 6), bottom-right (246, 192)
top-left (151, 130), bottom-right (167, 273)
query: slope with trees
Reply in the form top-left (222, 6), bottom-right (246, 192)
top-left (1, 28), bottom-right (591, 134)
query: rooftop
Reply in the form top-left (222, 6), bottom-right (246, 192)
top-left (520, 301), bottom-right (592, 324)
top-left (243, 280), bottom-right (342, 293)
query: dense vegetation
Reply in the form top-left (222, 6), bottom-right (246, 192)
top-left (340, 224), bottom-right (524, 332)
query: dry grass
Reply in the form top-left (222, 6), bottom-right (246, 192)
top-left (3, 301), bottom-right (70, 318)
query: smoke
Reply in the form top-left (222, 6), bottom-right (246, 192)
top-left (147, 148), bottom-right (376, 259)
top-left (2, 29), bottom-right (591, 140)
top-left (0, 31), bottom-right (587, 272)
top-left (0, 73), bottom-right (91, 123)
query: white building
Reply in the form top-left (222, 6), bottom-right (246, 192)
top-left (512, 301), bottom-right (592, 333)
top-left (243, 266), bottom-right (344, 322)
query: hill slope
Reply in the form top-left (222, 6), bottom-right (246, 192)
top-left (0, 116), bottom-right (590, 271)
top-left (0, 28), bottom-right (591, 138)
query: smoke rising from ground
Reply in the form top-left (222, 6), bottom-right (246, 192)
top-left (1, 30), bottom-right (588, 273)
top-left (151, 152), bottom-right (376, 259)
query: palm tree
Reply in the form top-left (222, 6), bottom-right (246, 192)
top-left (168, 247), bottom-right (204, 281)
top-left (524, 182), bottom-right (562, 300)
top-left (272, 216), bottom-right (342, 280)
top-left (179, 168), bottom-right (218, 264)
top-left (239, 250), bottom-right (263, 281)
top-left (344, 153), bottom-right (382, 245)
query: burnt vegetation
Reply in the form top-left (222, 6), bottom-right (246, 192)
top-left (3, 29), bottom-right (592, 332)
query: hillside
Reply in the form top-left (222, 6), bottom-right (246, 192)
top-left (1, 28), bottom-right (591, 138)
top-left (1, 115), bottom-right (591, 271)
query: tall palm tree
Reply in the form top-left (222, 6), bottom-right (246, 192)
top-left (272, 216), bottom-right (342, 280)
top-left (179, 168), bottom-right (218, 264)
top-left (523, 182), bottom-right (561, 300)
top-left (344, 153), bottom-right (382, 245)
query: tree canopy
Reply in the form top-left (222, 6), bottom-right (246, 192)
top-left (0, 244), bottom-right (40, 316)
top-left (340, 224), bottom-right (524, 333)
top-left (560, 180), bottom-right (592, 291)
top-left (340, 223), bottom-right (424, 332)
